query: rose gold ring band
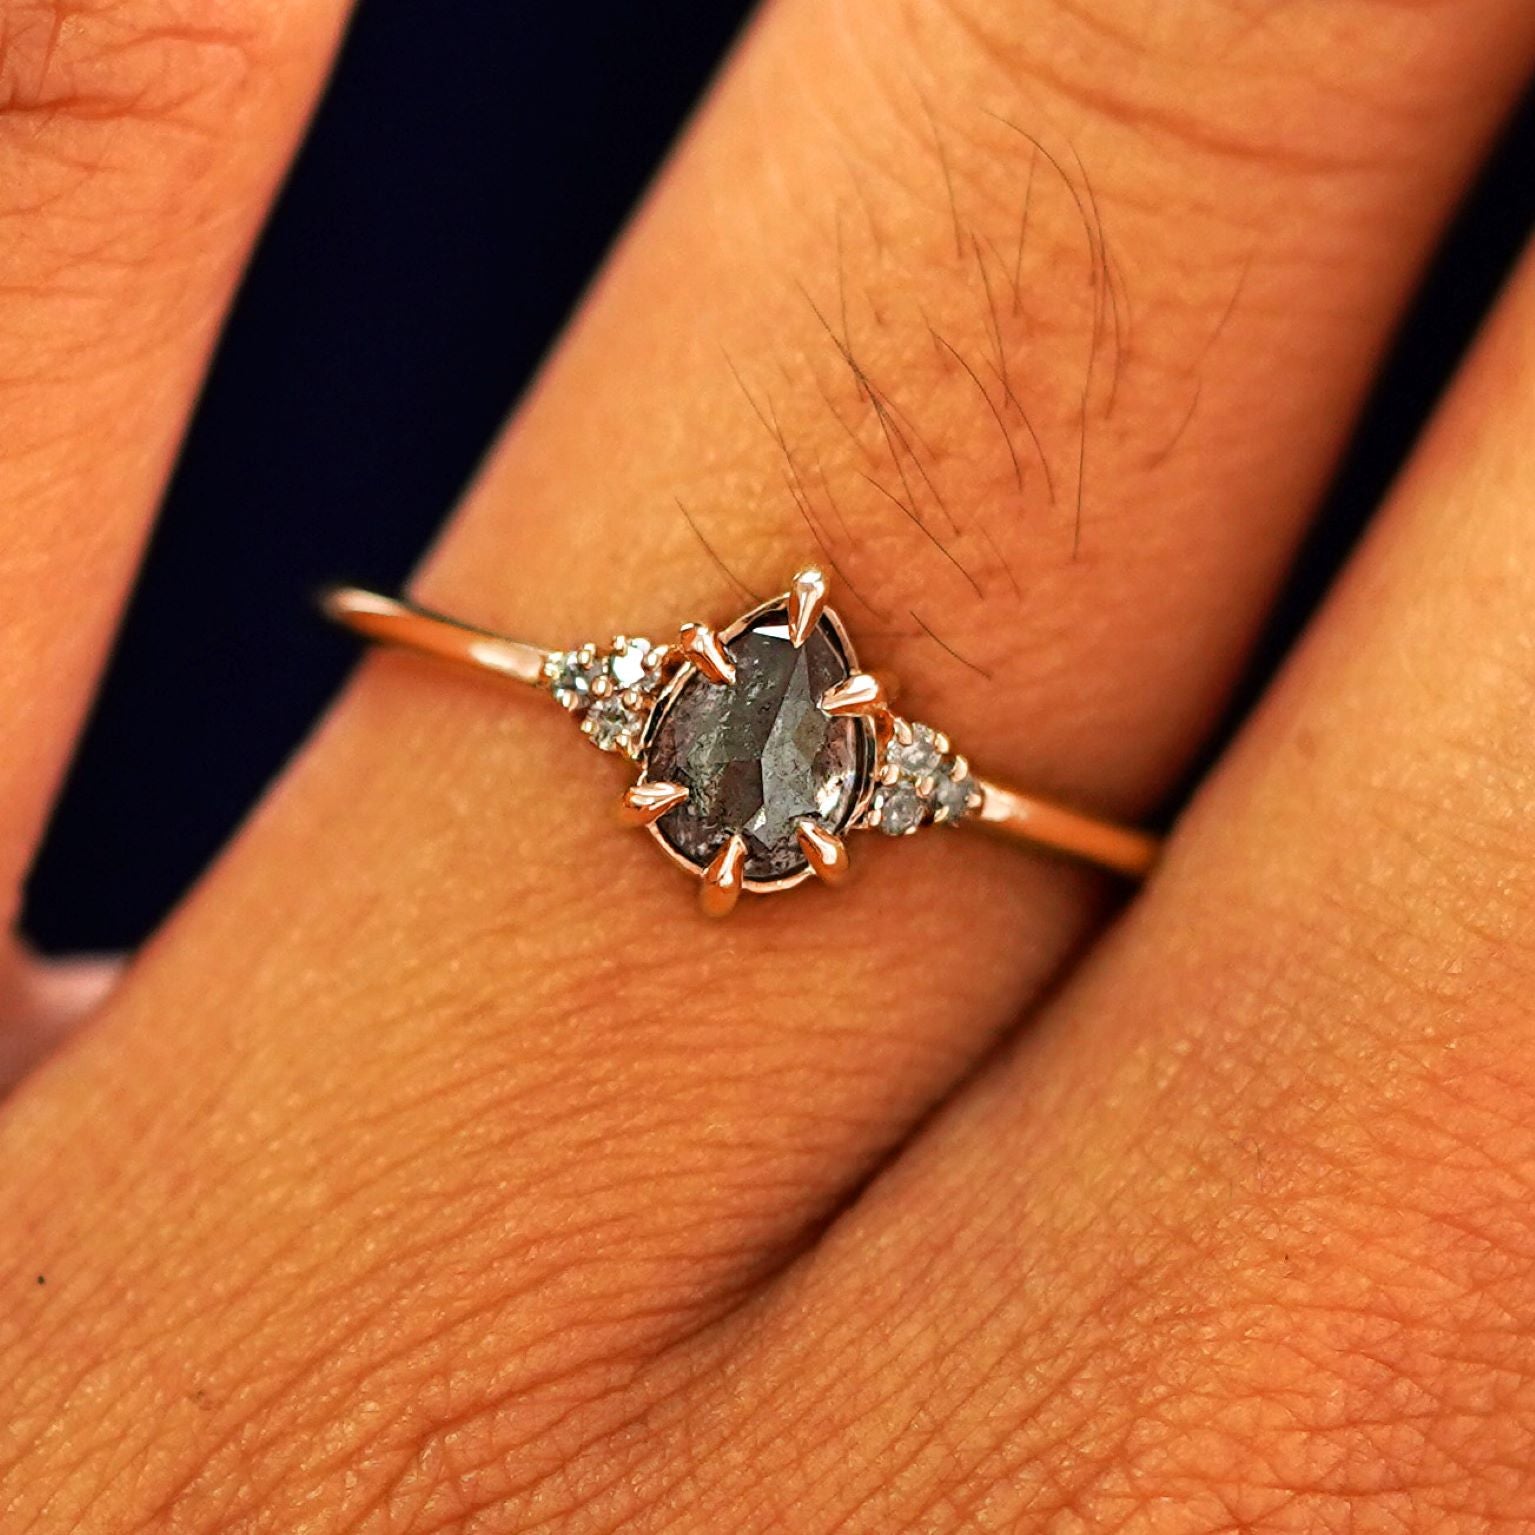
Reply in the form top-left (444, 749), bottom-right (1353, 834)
top-left (323, 572), bottom-right (1158, 911)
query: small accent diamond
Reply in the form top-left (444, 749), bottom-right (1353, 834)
top-left (888, 722), bottom-right (944, 779)
top-left (546, 648), bottom-right (604, 710)
top-left (870, 716), bottom-right (980, 834)
top-left (547, 636), bottom-right (665, 756)
top-left (872, 781), bottom-right (926, 836)
top-left (584, 694), bottom-right (642, 752)
top-left (933, 765), bottom-right (979, 824)
top-left (607, 637), bottom-right (653, 690)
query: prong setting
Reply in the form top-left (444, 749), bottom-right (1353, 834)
top-left (546, 635), bottom-right (666, 756)
top-left (819, 671), bottom-right (886, 718)
top-left (620, 781), bottom-right (689, 827)
top-left (796, 820), bottom-right (850, 885)
top-left (642, 582), bottom-right (874, 895)
top-left (866, 717), bottom-right (981, 836)
top-left (678, 622), bottom-right (736, 685)
top-left (786, 567), bottom-right (829, 648)
top-left (699, 833), bottom-right (748, 916)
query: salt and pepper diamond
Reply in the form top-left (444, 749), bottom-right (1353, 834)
top-left (645, 605), bottom-right (868, 883)
top-left (868, 717), bottom-right (980, 835)
top-left (543, 636), bottom-right (667, 758)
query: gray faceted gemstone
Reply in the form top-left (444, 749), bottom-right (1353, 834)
top-left (646, 609), bottom-right (870, 881)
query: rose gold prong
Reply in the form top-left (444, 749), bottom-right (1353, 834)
top-left (786, 567), bottom-right (829, 648)
top-left (916, 774), bottom-right (936, 798)
top-left (797, 820), bottom-right (850, 886)
top-left (699, 833), bottom-right (747, 917)
top-left (820, 671), bottom-right (886, 718)
top-left (620, 781), bottom-right (689, 827)
top-left (679, 622), bottom-right (736, 685)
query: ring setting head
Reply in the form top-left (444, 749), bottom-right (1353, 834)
top-left (539, 568), bottom-right (981, 914)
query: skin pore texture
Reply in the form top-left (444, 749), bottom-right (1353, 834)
top-left (3, 0), bottom-right (1535, 1530)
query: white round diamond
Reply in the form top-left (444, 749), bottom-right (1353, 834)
top-left (549, 650), bottom-right (603, 709)
top-left (607, 637), bottom-right (653, 689)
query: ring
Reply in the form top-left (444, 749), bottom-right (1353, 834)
top-left (323, 568), bottom-right (1159, 915)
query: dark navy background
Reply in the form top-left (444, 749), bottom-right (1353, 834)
top-left (23, 7), bottom-right (1535, 950)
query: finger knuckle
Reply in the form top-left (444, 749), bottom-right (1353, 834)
top-left (0, 1), bottom-right (263, 130)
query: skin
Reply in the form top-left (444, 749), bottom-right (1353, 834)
top-left (2, 0), bottom-right (1535, 1528)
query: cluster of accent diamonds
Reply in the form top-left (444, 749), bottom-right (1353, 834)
top-left (542, 637), bottom-right (668, 758)
top-left (868, 719), bottom-right (980, 836)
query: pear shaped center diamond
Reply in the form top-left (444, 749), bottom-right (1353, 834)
top-left (645, 607), bottom-right (871, 882)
